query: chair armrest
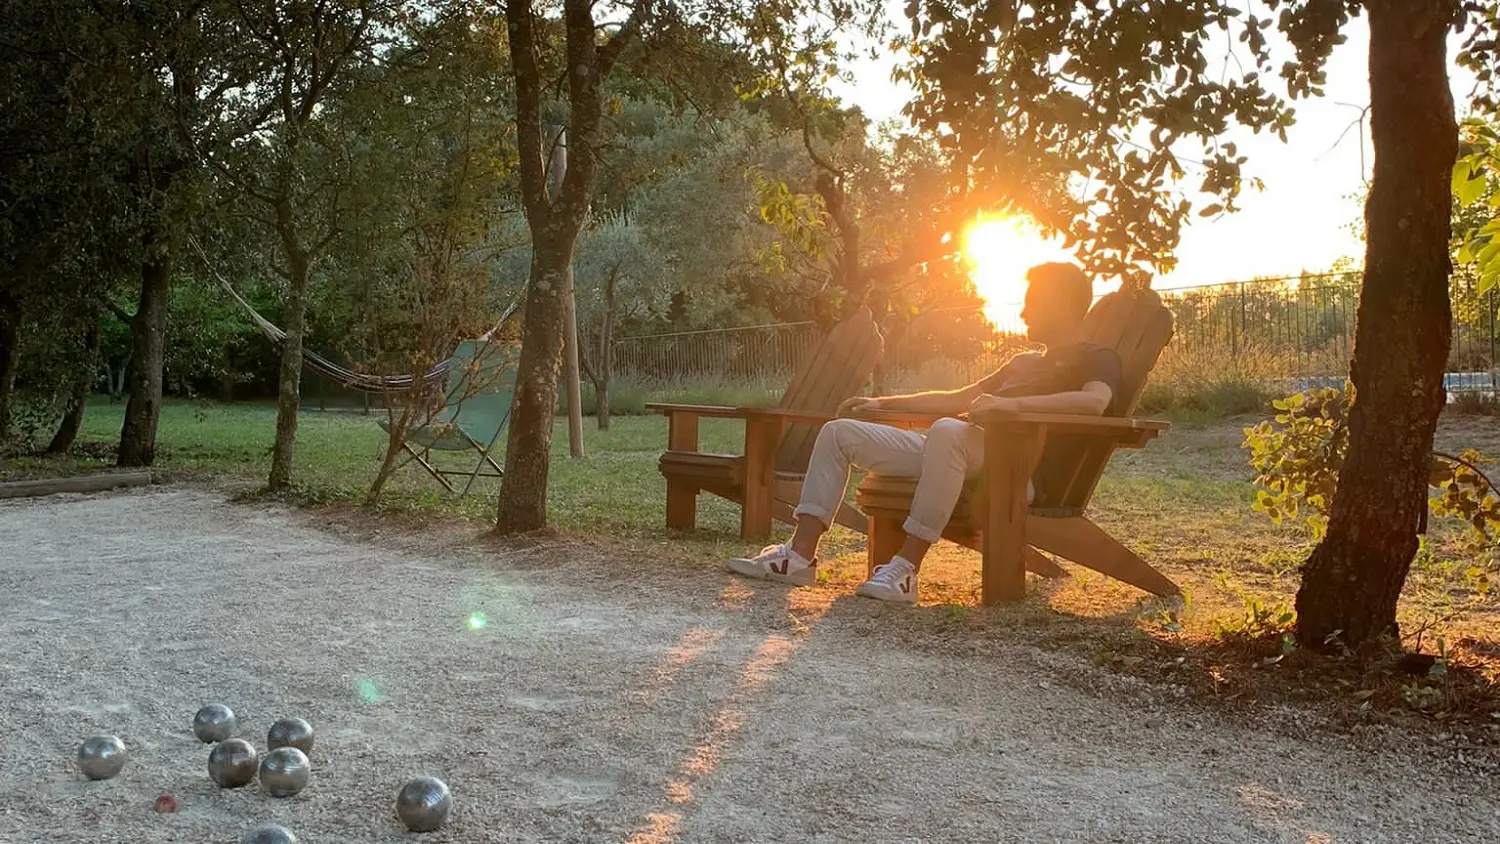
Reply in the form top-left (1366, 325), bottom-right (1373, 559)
top-left (972, 411), bottom-right (1170, 435)
top-left (852, 408), bottom-right (1169, 445)
top-left (973, 410), bottom-right (1169, 448)
top-left (738, 407), bottom-right (838, 425)
top-left (645, 402), bottom-right (750, 420)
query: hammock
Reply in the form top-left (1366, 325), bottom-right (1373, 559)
top-left (188, 235), bottom-right (520, 394)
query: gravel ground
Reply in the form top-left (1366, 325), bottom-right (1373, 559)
top-left (0, 486), bottom-right (1497, 844)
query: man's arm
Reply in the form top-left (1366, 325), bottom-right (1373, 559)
top-left (970, 381), bottom-right (1114, 417)
top-left (1007, 381), bottom-right (1113, 415)
top-left (970, 345), bottom-right (1123, 418)
top-left (865, 379), bottom-right (989, 416)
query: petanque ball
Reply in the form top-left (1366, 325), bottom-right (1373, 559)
top-left (240, 823), bottom-right (298, 844)
top-left (258, 746), bottom-right (310, 797)
top-left (266, 717), bottom-right (314, 755)
top-left (193, 703), bottom-right (237, 743)
top-left (208, 738), bottom-right (259, 788)
top-left (77, 735), bottom-right (128, 780)
top-left (396, 776), bottom-right (452, 832)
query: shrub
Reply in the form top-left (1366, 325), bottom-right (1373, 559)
top-left (1137, 342), bottom-right (1296, 417)
top-left (1242, 384), bottom-right (1500, 546)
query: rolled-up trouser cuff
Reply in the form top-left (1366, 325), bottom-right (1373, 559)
top-left (901, 516), bottom-right (943, 544)
top-left (793, 503), bottom-right (833, 529)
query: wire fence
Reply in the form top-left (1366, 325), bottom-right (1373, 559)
top-left (612, 320), bottom-right (825, 383)
top-left (611, 274), bottom-right (1500, 393)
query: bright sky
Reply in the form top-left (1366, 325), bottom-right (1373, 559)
top-left (830, 13), bottom-right (1480, 326)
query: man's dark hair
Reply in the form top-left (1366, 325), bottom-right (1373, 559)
top-left (1025, 262), bottom-right (1093, 319)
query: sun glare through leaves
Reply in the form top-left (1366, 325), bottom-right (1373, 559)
top-left (963, 214), bottom-right (1074, 331)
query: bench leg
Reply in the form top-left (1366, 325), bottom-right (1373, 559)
top-left (867, 514), bottom-right (905, 577)
top-left (666, 480), bottom-right (698, 531)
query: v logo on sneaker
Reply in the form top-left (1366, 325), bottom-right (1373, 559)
top-left (769, 559), bottom-right (788, 575)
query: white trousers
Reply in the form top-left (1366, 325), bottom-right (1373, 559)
top-left (794, 418), bottom-right (1034, 544)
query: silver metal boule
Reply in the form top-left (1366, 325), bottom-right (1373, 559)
top-left (258, 746), bottom-right (310, 797)
top-left (395, 776), bottom-right (452, 832)
top-left (240, 823), bottom-right (298, 844)
top-left (77, 735), bottom-right (127, 780)
top-left (266, 717), bottom-right (314, 754)
top-left (193, 703), bottom-right (237, 743)
top-left (208, 738), bottom-right (259, 788)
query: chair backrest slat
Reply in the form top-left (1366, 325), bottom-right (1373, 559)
top-left (1030, 289), bottom-right (1173, 509)
top-left (772, 307), bottom-right (884, 473)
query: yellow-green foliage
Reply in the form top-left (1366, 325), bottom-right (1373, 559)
top-left (1242, 386), bottom-right (1350, 538)
top-left (1243, 384), bottom-right (1500, 546)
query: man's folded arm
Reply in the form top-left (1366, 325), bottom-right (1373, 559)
top-left (1005, 381), bottom-right (1113, 416)
top-left (872, 379), bottom-right (991, 416)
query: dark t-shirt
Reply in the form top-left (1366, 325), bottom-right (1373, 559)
top-left (973, 342), bottom-right (1125, 504)
top-left (976, 343), bottom-right (1124, 414)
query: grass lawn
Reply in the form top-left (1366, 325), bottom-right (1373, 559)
top-left (4, 397), bottom-right (1500, 733)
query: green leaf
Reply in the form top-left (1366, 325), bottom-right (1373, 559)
top-left (1453, 159), bottom-right (1487, 207)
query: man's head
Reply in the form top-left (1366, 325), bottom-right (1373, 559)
top-left (1018, 262), bottom-right (1092, 345)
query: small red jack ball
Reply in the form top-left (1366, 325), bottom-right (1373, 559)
top-left (153, 794), bottom-right (177, 813)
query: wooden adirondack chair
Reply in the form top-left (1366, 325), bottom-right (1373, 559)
top-left (853, 288), bottom-right (1180, 605)
top-left (648, 306), bottom-right (884, 540)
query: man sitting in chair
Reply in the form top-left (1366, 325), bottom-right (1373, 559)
top-left (725, 261), bottom-right (1123, 603)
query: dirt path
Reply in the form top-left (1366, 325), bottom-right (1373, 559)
top-left (0, 487), bottom-right (1495, 843)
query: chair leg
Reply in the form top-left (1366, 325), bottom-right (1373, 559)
top-left (1023, 548), bottom-right (1068, 580)
top-left (666, 479), bottom-right (698, 530)
top-left (482, 451), bottom-right (505, 477)
top-left (405, 442), bottom-right (456, 494)
top-left (1025, 516), bottom-right (1181, 597)
top-left (867, 514), bottom-right (905, 577)
top-left (458, 436), bottom-right (506, 496)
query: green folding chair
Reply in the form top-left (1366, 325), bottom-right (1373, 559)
top-left (377, 339), bottom-right (519, 495)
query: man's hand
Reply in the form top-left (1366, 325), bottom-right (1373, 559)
top-left (968, 394), bottom-right (1020, 417)
top-left (837, 396), bottom-right (882, 417)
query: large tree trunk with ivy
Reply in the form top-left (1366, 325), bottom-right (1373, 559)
top-left (495, 239), bottom-right (575, 532)
top-left (117, 241), bottom-right (172, 467)
top-left (1293, 0), bottom-right (1457, 651)
top-left (493, 0), bottom-right (645, 534)
top-left (47, 322), bottom-right (101, 455)
top-left (0, 288), bottom-right (21, 443)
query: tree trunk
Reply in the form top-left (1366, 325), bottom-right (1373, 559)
top-left (47, 321), bottom-right (101, 455)
top-left (596, 271), bottom-right (616, 431)
top-left (494, 242), bottom-right (572, 533)
top-left (0, 289), bottom-right (21, 444)
top-left (109, 356), bottom-right (128, 403)
top-left (267, 252), bottom-right (309, 491)
top-left (117, 242), bottom-right (172, 467)
top-left (1293, 0), bottom-right (1457, 651)
top-left (367, 401), bottom-right (413, 505)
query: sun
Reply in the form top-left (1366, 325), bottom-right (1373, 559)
top-left (963, 214), bottom-right (1074, 331)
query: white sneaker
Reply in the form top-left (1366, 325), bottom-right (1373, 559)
top-left (855, 557), bottom-right (918, 604)
top-left (725, 544), bottom-right (817, 586)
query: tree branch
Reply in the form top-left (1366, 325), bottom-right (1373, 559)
top-left (801, 117), bottom-right (842, 178)
top-left (597, 0), bottom-right (652, 78)
top-left (104, 299), bottom-right (135, 325)
top-left (506, 0), bottom-right (550, 226)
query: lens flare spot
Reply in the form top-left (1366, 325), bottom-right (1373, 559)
top-left (467, 611), bottom-right (488, 631)
top-left (355, 677), bottom-right (384, 704)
